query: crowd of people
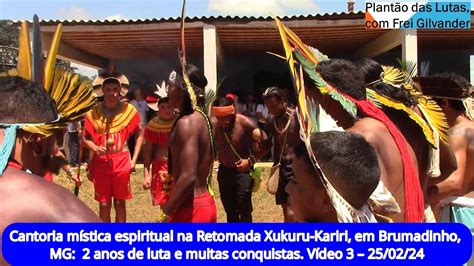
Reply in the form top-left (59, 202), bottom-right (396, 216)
top-left (2, 60), bottom-right (474, 225)
top-left (1, 18), bottom-right (474, 262)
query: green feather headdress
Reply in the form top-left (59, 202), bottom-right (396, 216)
top-left (275, 17), bottom-right (376, 222)
top-left (0, 15), bottom-right (96, 176)
top-left (0, 15), bottom-right (96, 137)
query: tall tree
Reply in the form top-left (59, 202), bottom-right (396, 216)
top-left (0, 20), bottom-right (19, 71)
top-left (0, 19), bottom-right (78, 72)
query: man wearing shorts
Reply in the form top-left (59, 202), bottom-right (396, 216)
top-left (84, 75), bottom-right (143, 222)
top-left (142, 96), bottom-right (176, 206)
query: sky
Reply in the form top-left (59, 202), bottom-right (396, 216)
top-left (0, 0), bottom-right (368, 21)
top-left (0, 0), bottom-right (369, 77)
top-left (1, 0), bottom-right (473, 79)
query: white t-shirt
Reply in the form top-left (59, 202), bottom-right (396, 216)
top-left (242, 103), bottom-right (257, 117)
top-left (131, 100), bottom-right (148, 126)
top-left (256, 104), bottom-right (269, 123)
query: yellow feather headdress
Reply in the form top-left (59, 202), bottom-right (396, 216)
top-left (275, 17), bottom-right (376, 223)
top-left (1, 15), bottom-right (97, 137)
top-left (367, 65), bottom-right (449, 177)
top-left (372, 65), bottom-right (449, 145)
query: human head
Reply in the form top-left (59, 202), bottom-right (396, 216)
top-left (286, 131), bottom-right (380, 222)
top-left (212, 96), bottom-right (236, 130)
top-left (168, 64), bottom-right (208, 114)
top-left (0, 77), bottom-right (62, 176)
top-left (157, 97), bottom-right (174, 121)
top-left (263, 86), bottom-right (287, 117)
top-left (247, 94), bottom-right (255, 103)
top-left (102, 77), bottom-right (122, 106)
top-left (314, 59), bottom-right (366, 126)
top-left (134, 87), bottom-right (144, 101)
top-left (353, 58), bottom-right (417, 107)
top-left (93, 73), bottom-right (129, 98)
top-left (316, 59), bottom-right (366, 100)
top-left (419, 72), bottom-right (471, 113)
top-left (0, 76), bottom-right (58, 124)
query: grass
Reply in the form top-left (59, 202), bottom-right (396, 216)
top-left (55, 164), bottom-right (283, 222)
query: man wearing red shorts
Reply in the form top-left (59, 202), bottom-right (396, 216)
top-left (84, 75), bottom-right (143, 223)
top-left (161, 64), bottom-right (217, 223)
top-left (142, 97), bottom-right (176, 206)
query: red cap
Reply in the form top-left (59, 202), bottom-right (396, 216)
top-left (225, 93), bottom-right (236, 101)
top-left (146, 96), bottom-right (159, 103)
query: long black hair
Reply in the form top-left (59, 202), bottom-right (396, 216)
top-left (354, 58), bottom-right (418, 107)
top-left (173, 64), bottom-right (208, 115)
top-left (316, 59), bottom-right (367, 100)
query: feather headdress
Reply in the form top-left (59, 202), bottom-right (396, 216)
top-left (1, 16), bottom-right (96, 136)
top-left (376, 65), bottom-right (449, 144)
top-left (178, 0), bottom-right (198, 111)
top-left (0, 15), bottom-right (96, 175)
top-left (155, 81), bottom-right (169, 98)
top-left (369, 65), bottom-right (449, 178)
top-left (275, 17), bottom-right (425, 222)
top-left (274, 18), bottom-right (376, 223)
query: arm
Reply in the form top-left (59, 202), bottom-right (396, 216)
top-left (162, 118), bottom-right (198, 216)
top-left (82, 119), bottom-right (106, 156)
top-left (428, 134), bottom-right (467, 205)
top-left (130, 126), bottom-right (144, 172)
top-left (210, 117), bottom-right (218, 136)
top-left (210, 117), bottom-right (221, 160)
top-left (142, 139), bottom-right (153, 189)
top-left (53, 148), bottom-right (80, 185)
top-left (436, 140), bottom-right (458, 180)
top-left (256, 104), bottom-right (266, 122)
top-left (235, 116), bottom-right (259, 172)
top-left (252, 118), bottom-right (272, 160)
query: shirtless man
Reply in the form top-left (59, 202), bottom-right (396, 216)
top-left (355, 58), bottom-right (457, 221)
top-left (83, 76), bottom-right (143, 223)
top-left (0, 76), bottom-right (100, 265)
top-left (211, 96), bottom-right (259, 222)
top-left (142, 97), bottom-right (176, 206)
top-left (420, 73), bottom-right (474, 225)
top-left (162, 64), bottom-right (216, 222)
top-left (286, 131), bottom-right (380, 222)
top-left (314, 59), bottom-right (423, 222)
top-left (255, 86), bottom-right (301, 222)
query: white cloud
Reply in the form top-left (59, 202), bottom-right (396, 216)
top-left (208, 0), bottom-right (320, 16)
top-left (56, 6), bottom-right (94, 21)
top-left (105, 14), bottom-right (130, 21)
top-left (71, 63), bottom-right (98, 78)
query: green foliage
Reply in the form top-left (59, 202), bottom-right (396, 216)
top-left (0, 19), bottom-right (78, 73)
top-left (0, 20), bottom-right (18, 47)
top-left (56, 60), bottom-right (78, 72)
top-left (396, 58), bottom-right (417, 83)
top-left (204, 76), bottom-right (224, 115)
top-left (78, 74), bottom-right (93, 90)
top-left (294, 49), bottom-right (357, 119)
top-left (0, 20), bottom-right (19, 71)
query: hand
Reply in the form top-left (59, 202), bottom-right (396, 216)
top-left (143, 174), bottom-right (151, 190)
top-left (72, 173), bottom-right (82, 187)
top-left (94, 146), bottom-right (107, 156)
top-left (65, 167), bottom-right (81, 186)
top-left (235, 159), bottom-right (250, 173)
top-left (130, 161), bottom-right (136, 173)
